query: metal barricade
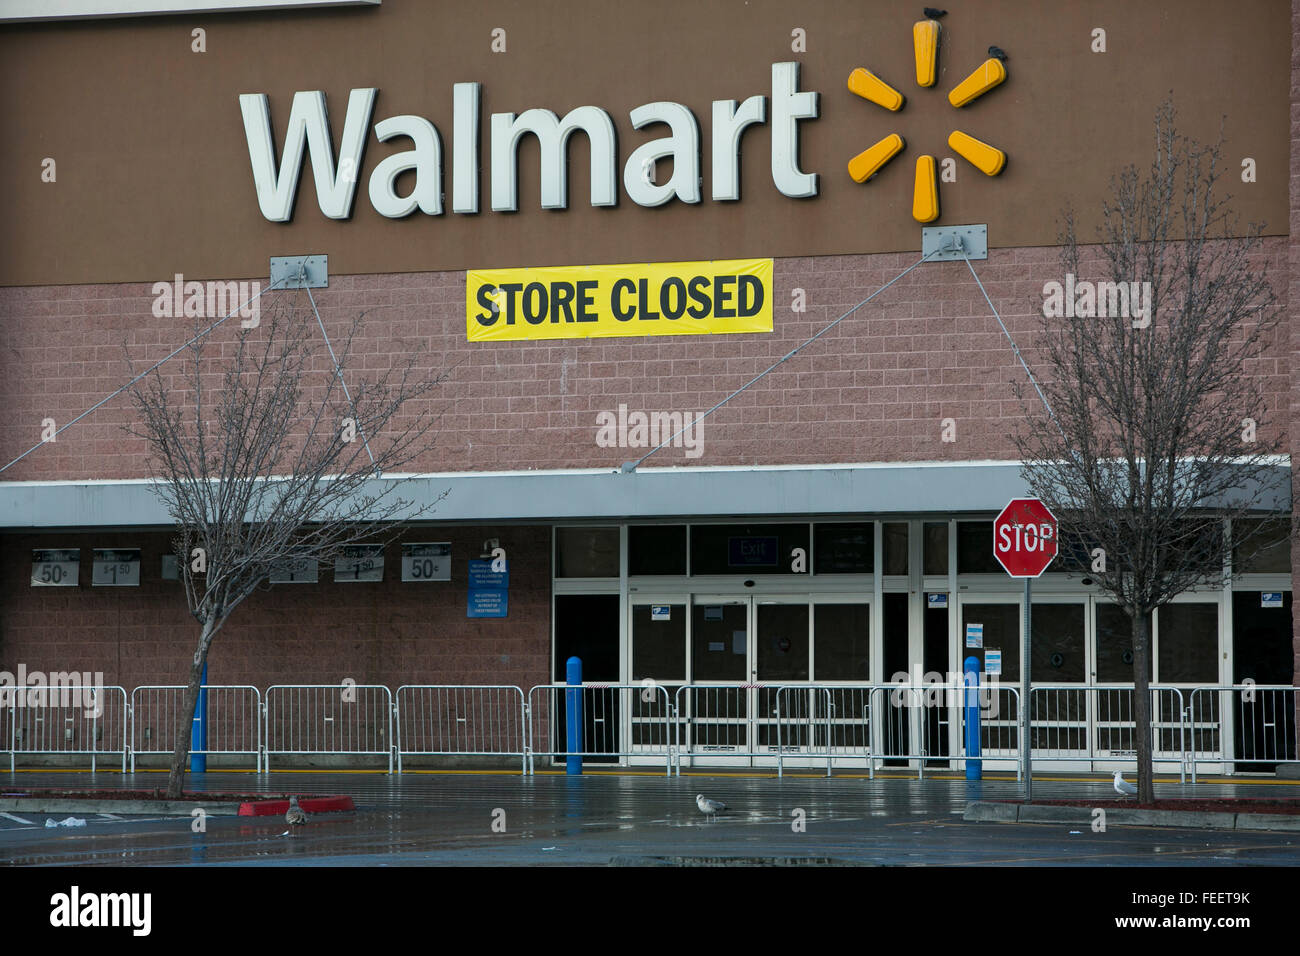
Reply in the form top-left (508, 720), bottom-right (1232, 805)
top-left (129, 685), bottom-right (261, 772)
top-left (1028, 685), bottom-right (1187, 781)
top-left (1188, 685), bottom-right (1300, 781)
top-left (774, 686), bottom-right (832, 777)
top-left (263, 684), bottom-right (394, 773)
top-left (394, 685), bottom-right (527, 774)
top-left (865, 681), bottom-right (1021, 779)
top-left (1, 684), bottom-right (128, 772)
top-left (526, 683), bottom-right (672, 775)
top-left (818, 685), bottom-right (875, 777)
top-left (672, 683), bottom-right (798, 773)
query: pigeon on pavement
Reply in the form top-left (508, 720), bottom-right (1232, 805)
top-left (285, 795), bottom-right (308, 827)
top-left (696, 794), bottom-right (728, 820)
top-left (1113, 771), bottom-right (1138, 798)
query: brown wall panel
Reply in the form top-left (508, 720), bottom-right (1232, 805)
top-left (0, 0), bottom-right (1288, 285)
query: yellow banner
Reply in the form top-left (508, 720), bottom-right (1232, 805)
top-left (466, 258), bottom-right (773, 341)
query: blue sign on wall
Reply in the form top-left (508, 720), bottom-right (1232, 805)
top-left (728, 536), bottom-right (779, 567)
top-left (468, 589), bottom-right (508, 618)
top-left (467, 559), bottom-right (508, 617)
top-left (468, 559), bottom-right (509, 589)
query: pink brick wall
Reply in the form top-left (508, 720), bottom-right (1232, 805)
top-left (0, 527), bottom-right (551, 694)
top-left (0, 242), bottom-right (1289, 481)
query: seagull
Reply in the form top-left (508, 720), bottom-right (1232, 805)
top-left (1113, 771), bottom-right (1137, 798)
top-left (285, 795), bottom-right (308, 828)
top-left (696, 794), bottom-right (728, 820)
top-left (988, 45), bottom-right (1008, 62)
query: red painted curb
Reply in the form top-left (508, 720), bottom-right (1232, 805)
top-left (237, 795), bottom-right (355, 816)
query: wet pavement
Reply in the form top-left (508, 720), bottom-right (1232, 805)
top-left (2, 770), bottom-right (1299, 866)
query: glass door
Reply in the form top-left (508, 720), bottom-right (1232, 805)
top-left (754, 599), bottom-right (811, 766)
top-left (629, 598), bottom-right (687, 765)
top-left (687, 596), bottom-right (753, 767)
top-left (1027, 598), bottom-right (1089, 769)
top-left (957, 594), bottom-right (1022, 766)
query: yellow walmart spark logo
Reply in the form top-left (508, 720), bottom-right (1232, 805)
top-left (847, 9), bottom-right (1008, 222)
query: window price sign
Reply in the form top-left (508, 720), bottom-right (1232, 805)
top-left (269, 554), bottom-right (318, 583)
top-left (402, 542), bottom-right (451, 582)
top-left (32, 549), bottom-right (79, 587)
top-left (335, 544), bottom-right (385, 582)
top-left (92, 548), bottom-right (141, 587)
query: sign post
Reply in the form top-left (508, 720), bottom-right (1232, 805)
top-left (992, 497), bottom-right (1058, 803)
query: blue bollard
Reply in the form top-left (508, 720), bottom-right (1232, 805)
top-left (190, 662), bottom-right (207, 774)
top-left (565, 657), bottom-right (583, 775)
top-left (964, 656), bottom-right (981, 780)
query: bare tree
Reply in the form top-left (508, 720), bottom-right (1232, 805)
top-left (1013, 101), bottom-right (1288, 803)
top-left (127, 289), bottom-right (445, 798)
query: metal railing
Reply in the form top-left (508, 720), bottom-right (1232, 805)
top-left (829, 682), bottom-right (1020, 779)
top-left (263, 684), bottom-right (394, 773)
top-left (774, 686), bottom-right (832, 777)
top-left (2, 679), bottom-right (1296, 777)
top-left (2, 685), bottom-right (128, 772)
top-left (672, 683), bottom-right (780, 773)
top-left (130, 685), bottom-right (262, 772)
top-left (1188, 685), bottom-right (1300, 781)
top-left (526, 683), bottom-right (672, 775)
top-left (1027, 684), bottom-right (1188, 781)
top-left (395, 684), bottom-right (527, 774)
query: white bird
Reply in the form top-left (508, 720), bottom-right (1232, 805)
top-left (1113, 771), bottom-right (1137, 797)
top-left (285, 795), bottom-right (309, 828)
top-left (696, 793), bottom-right (728, 819)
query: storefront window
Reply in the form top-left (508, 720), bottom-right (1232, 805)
top-left (1233, 518), bottom-right (1292, 573)
top-left (1157, 603), bottom-right (1219, 683)
top-left (882, 522), bottom-right (908, 575)
top-left (690, 524), bottom-right (809, 575)
top-left (957, 522), bottom-right (1001, 573)
top-left (814, 604), bottom-right (871, 680)
top-left (813, 523), bottom-right (873, 574)
top-left (628, 525), bottom-right (687, 574)
top-left (555, 526), bottom-right (619, 577)
top-left (1095, 604), bottom-right (1153, 682)
top-left (923, 522), bottom-right (948, 575)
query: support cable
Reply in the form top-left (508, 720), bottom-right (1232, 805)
top-left (0, 275), bottom-right (290, 476)
top-left (304, 280), bottom-right (377, 471)
top-left (961, 250), bottom-right (1068, 444)
top-left (620, 248), bottom-right (946, 472)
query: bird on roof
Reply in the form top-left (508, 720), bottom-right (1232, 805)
top-left (1113, 771), bottom-right (1137, 798)
top-left (286, 795), bottom-right (308, 827)
top-left (697, 793), bottom-right (728, 820)
top-left (988, 45), bottom-right (1008, 62)
top-left (924, 7), bottom-right (947, 18)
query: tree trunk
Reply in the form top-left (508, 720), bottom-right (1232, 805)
top-left (165, 620), bottom-right (215, 799)
top-left (1130, 609), bottom-right (1155, 804)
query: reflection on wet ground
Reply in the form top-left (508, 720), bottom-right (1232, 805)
top-left (1, 771), bottom-right (1297, 866)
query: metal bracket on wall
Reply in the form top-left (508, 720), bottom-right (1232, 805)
top-left (270, 255), bottom-right (329, 288)
top-left (921, 224), bottom-right (987, 262)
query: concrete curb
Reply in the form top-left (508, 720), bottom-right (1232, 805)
top-left (0, 798), bottom-right (245, 817)
top-left (965, 801), bottom-right (1300, 832)
top-left (1235, 813), bottom-right (1300, 832)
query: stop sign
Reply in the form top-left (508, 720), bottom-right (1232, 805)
top-left (993, 498), bottom-right (1058, 577)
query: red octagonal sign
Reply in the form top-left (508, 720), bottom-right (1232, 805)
top-left (993, 498), bottom-right (1058, 578)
